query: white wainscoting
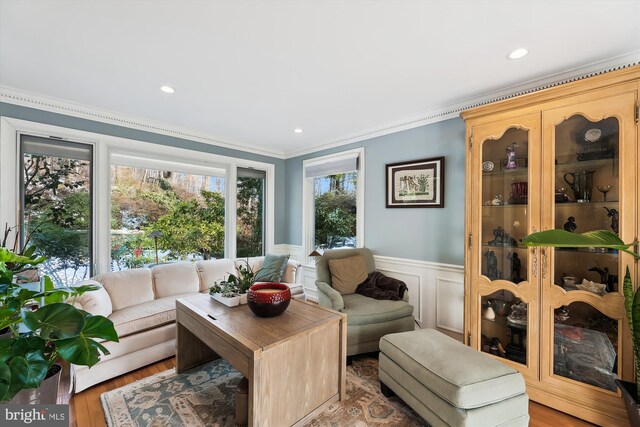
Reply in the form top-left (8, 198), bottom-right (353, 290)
top-left (271, 244), bottom-right (306, 263)
top-left (273, 245), bottom-right (465, 339)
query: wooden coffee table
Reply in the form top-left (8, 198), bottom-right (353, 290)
top-left (176, 294), bottom-right (347, 427)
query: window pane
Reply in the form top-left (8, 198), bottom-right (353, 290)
top-left (110, 165), bottom-right (225, 270)
top-left (21, 137), bottom-right (93, 287)
top-left (314, 171), bottom-right (357, 249)
top-left (236, 175), bottom-right (264, 257)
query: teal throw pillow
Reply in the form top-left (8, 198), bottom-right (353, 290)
top-left (254, 254), bottom-right (290, 282)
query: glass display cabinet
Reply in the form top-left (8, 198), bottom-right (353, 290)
top-left (462, 65), bottom-right (640, 426)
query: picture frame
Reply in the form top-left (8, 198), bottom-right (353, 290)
top-left (386, 156), bottom-right (444, 208)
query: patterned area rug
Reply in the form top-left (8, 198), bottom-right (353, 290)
top-left (101, 356), bottom-right (428, 426)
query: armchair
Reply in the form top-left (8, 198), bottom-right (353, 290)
top-left (315, 248), bottom-right (415, 356)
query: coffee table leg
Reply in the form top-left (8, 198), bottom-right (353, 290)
top-left (339, 317), bottom-right (347, 400)
top-left (248, 359), bottom-right (261, 427)
top-left (176, 320), bottom-right (218, 373)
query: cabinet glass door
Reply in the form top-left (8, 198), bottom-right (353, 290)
top-left (472, 113), bottom-right (540, 380)
top-left (542, 92), bottom-right (637, 394)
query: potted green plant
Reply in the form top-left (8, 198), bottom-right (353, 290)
top-left (522, 229), bottom-right (640, 425)
top-left (226, 260), bottom-right (256, 304)
top-left (209, 280), bottom-right (241, 307)
top-left (0, 247), bottom-right (119, 403)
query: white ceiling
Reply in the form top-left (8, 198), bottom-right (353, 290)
top-left (1, 0), bottom-right (639, 158)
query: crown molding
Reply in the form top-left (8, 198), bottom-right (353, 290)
top-left (0, 86), bottom-right (287, 159)
top-left (284, 51), bottom-right (640, 159)
top-left (2, 51), bottom-right (639, 161)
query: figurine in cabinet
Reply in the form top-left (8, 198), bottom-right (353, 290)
top-left (563, 216), bottom-right (577, 233)
top-left (505, 142), bottom-right (518, 169)
top-left (507, 252), bottom-right (523, 283)
top-left (603, 207), bottom-right (619, 235)
top-left (488, 226), bottom-right (518, 247)
top-left (484, 250), bottom-right (499, 280)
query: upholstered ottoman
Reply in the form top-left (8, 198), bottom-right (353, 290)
top-left (379, 329), bottom-right (529, 427)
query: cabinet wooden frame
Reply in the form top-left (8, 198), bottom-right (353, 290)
top-left (462, 65), bottom-right (640, 427)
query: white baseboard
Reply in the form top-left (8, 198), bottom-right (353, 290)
top-left (296, 253), bottom-right (464, 335)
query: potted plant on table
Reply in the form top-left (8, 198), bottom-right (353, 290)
top-left (522, 229), bottom-right (640, 426)
top-left (209, 281), bottom-right (241, 307)
top-left (226, 260), bottom-right (256, 304)
top-left (0, 247), bottom-right (119, 403)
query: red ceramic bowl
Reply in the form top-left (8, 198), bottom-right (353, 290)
top-left (247, 283), bottom-right (291, 317)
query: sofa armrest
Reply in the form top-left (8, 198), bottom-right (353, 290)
top-left (402, 292), bottom-right (409, 303)
top-left (71, 279), bottom-right (113, 317)
top-left (315, 281), bottom-right (344, 311)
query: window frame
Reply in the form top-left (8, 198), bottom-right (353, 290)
top-left (0, 117), bottom-right (275, 276)
top-left (302, 147), bottom-right (365, 265)
top-left (19, 136), bottom-right (95, 281)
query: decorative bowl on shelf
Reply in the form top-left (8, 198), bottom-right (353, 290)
top-left (247, 283), bottom-right (291, 317)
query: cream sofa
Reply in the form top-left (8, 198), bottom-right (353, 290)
top-left (71, 256), bottom-right (302, 392)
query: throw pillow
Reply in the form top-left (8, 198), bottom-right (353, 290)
top-left (254, 254), bottom-right (290, 282)
top-left (328, 255), bottom-right (368, 295)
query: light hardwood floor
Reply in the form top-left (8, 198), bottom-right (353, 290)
top-left (69, 357), bottom-right (596, 427)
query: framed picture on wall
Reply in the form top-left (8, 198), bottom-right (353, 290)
top-left (386, 156), bottom-right (444, 208)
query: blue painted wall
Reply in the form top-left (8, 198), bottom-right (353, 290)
top-left (285, 117), bottom-right (466, 265)
top-left (0, 102), bottom-right (288, 244)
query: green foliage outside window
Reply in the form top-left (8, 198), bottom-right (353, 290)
top-left (236, 177), bottom-right (264, 257)
top-left (314, 172), bottom-right (357, 249)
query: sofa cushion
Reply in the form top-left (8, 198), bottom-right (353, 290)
top-left (281, 260), bottom-right (299, 284)
top-left (254, 254), bottom-right (289, 282)
top-left (108, 293), bottom-right (194, 338)
top-left (341, 293), bottom-right (414, 325)
top-left (71, 279), bottom-right (113, 317)
top-left (196, 259), bottom-right (236, 292)
top-left (379, 329), bottom-right (526, 409)
top-left (329, 255), bottom-right (368, 294)
top-left (94, 268), bottom-right (154, 311)
top-left (152, 262), bottom-right (200, 298)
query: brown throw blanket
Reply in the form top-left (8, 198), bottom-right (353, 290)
top-left (356, 271), bottom-right (407, 301)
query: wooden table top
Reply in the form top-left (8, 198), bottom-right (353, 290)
top-left (176, 294), bottom-right (345, 354)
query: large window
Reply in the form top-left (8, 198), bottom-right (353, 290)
top-left (110, 163), bottom-right (226, 270)
top-left (1, 118), bottom-right (275, 282)
top-left (20, 135), bottom-right (93, 287)
top-left (304, 148), bottom-right (364, 260)
top-left (236, 168), bottom-right (265, 257)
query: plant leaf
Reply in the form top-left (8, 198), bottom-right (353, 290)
top-left (0, 340), bottom-right (14, 363)
top-left (0, 361), bottom-right (11, 401)
top-left (7, 350), bottom-right (48, 390)
top-left (521, 230), bottom-right (639, 259)
top-left (624, 267), bottom-right (634, 333)
top-left (633, 287), bottom-right (640, 384)
top-left (0, 247), bottom-right (45, 265)
top-left (81, 313), bottom-right (119, 342)
top-left (22, 303), bottom-right (85, 339)
top-left (10, 336), bottom-right (46, 358)
top-left (56, 335), bottom-right (110, 367)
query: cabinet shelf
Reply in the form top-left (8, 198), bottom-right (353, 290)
top-left (555, 158), bottom-right (618, 172)
top-left (482, 168), bottom-right (528, 178)
top-left (482, 200), bottom-right (618, 208)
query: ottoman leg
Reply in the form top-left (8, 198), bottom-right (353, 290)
top-left (380, 381), bottom-right (396, 398)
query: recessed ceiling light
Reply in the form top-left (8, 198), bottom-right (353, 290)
top-left (507, 48), bottom-right (529, 60)
top-left (294, 128), bottom-right (303, 134)
top-left (160, 85), bottom-right (175, 94)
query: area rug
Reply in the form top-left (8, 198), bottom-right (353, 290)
top-left (101, 357), bottom-right (428, 426)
